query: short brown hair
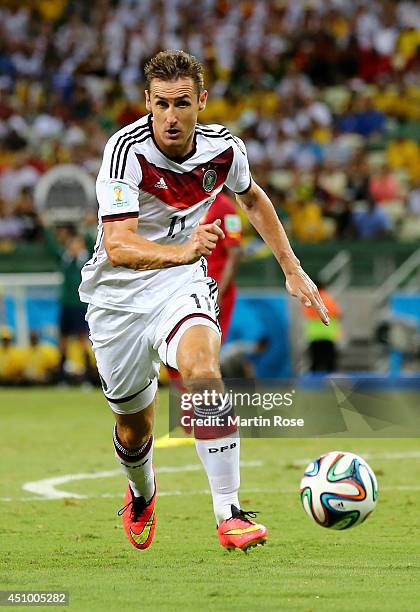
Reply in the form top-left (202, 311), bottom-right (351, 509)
top-left (145, 50), bottom-right (204, 95)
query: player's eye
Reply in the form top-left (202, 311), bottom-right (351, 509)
top-left (176, 101), bottom-right (190, 107)
top-left (156, 101), bottom-right (168, 108)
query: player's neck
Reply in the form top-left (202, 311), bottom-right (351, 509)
top-left (149, 115), bottom-right (197, 163)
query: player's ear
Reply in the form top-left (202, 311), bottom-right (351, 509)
top-left (145, 90), bottom-right (152, 112)
top-left (198, 89), bottom-right (208, 112)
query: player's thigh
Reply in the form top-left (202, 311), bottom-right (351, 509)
top-left (86, 305), bottom-right (159, 414)
top-left (153, 279), bottom-right (221, 372)
top-left (176, 324), bottom-right (221, 379)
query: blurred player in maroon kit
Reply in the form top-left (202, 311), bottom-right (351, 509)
top-left (202, 190), bottom-right (242, 341)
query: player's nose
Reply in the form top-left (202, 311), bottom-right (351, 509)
top-left (165, 107), bottom-right (178, 126)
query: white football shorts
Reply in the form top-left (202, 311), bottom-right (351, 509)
top-left (86, 278), bottom-right (220, 415)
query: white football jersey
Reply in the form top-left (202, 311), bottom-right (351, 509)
top-left (79, 114), bottom-right (251, 313)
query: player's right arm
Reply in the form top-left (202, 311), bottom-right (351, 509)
top-left (104, 217), bottom-right (225, 270)
top-left (98, 132), bottom-right (224, 270)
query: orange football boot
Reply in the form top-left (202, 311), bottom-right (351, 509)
top-left (117, 471), bottom-right (156, 550)
top-left (217, 505), bottom-right (268, 552)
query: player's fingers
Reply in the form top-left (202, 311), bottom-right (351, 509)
top-left (200, 227), bottom-right (224, 242)
top-left (285, 279), bottom-right (307, 303)
top-left (307, 292), bottom-right (330, 325)
top-left (297, 289), bottom-right (312, 308)
top-left (197, 235), bottom-right (217, 251)
top-left (199, 245), bottom-right (213, 255)
top-left (298, 276), bottom-right (329, 320)
top-left (208, 220), bottom-right (225, 239)
top-left (202, 231), bottom-right (219, 243)
top-left (193, 227), bottom-right (218, 244)
top-left (203, 238), bottom-right (217, 250)
top-left (310, 286), bottom-right (329, 316)
top-left (313, 290), bottom-right (329, 322)
top-left (287, 274), bottom-right (329, 325)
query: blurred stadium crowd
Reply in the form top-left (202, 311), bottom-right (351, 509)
top-left (1, 0), bottom-right (420, 384)
top-left (0, 0), bottom-right (420, 247)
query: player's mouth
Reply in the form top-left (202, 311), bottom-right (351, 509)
top-left (165, 128), bottom-right (181, 140)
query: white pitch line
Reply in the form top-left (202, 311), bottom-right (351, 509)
top-left (2, 485), bottom-right (420, 503)
top-left (23, 469), bottom-right (119, 500)
top-left (21, 460), bottom-right (263, 500)
top-left (6, 451), bottom-right (420, 503)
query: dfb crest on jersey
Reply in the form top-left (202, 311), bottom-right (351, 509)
top-left (203, 169), bottom-right (217, 192)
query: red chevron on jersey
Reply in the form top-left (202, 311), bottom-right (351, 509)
top-left (137, 148), bottom-right (234, 210)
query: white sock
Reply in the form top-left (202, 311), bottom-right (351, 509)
top-left (113, 426), bottom-right (155, 501)
top-left (195, 433), bottom-right (240, 524)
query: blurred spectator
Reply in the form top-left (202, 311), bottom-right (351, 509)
top-left (22, 330), bottom-right (60, 384)
top-left (337, 95), bottom-right (386, 137)
top-left (62, 336), bottom-right (97, 386)
top-left (334, 201), bottom-right (354, 240)
top-left (0, 326), bottom-right (25, 385)
top-left (369, 164), bottom-right (402, 204)
top-left (0, 0), bottom-right (418, 250)
top-left (0, 197), bottom-right (22, 241)
top-left (287, 197), bottom-right (331, 243)
top-left (408, 180), bottom-right (420, 216)
top-left (14, 187), bottom-right (42, 241)
top-left (346, 157), bottom-right (371, 202)
top-left (0, 152), bottom-right (40, 201)
top-left (292, 130), bottom-right (325, 170)
top-left (386, 136), bottom-right (420, 181)
top-left (352, 199), bottom-right (393, 240)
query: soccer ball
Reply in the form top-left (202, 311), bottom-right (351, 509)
top-left (300, 451), bottom-right (378, 530)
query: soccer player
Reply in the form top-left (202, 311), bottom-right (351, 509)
top-left (79, 50), bottom-right (329, 552)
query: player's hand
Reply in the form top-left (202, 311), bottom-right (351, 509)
top-left (285, 268), bottom-right (330, 325)
top-left (183, 219), bottom-right (225, 263)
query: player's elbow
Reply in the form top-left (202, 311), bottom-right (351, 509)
top-left (105, 239), bottom-right (124, 267)
top-left (107, 251), bottom-right (121, 268)
top-left (236, 193), bottom-right (254, 211)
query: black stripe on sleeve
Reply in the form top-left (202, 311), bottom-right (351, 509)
top-left (235, 177), bottom-right (252, 195)
top-left (101, 211), bottom-right (139, 223)
top-left (110, 119), bottom-right (149, 177)
top-left (196, 131), bottom-right (236, 144)
top-left (197, 125), bottom-right (230, 137)
top-left (111, 124), bottom-right (150, 178)
top-left (118, 133), bottom-right (152, 179)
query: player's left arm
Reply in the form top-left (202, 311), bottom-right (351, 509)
top-left (236, 180), bottom-right (329, 325)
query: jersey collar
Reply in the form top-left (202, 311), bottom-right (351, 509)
top-left (148, 114), bottom-right (197, 164)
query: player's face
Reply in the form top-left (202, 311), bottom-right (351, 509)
top-left (145, 77), bottom-right (207, 158)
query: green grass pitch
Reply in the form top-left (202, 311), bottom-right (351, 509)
top-left (0, 388), bottom-right (419, 611)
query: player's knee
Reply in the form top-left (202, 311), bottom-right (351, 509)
top-left (116, 421), bottom-right (152, 450)
top-left (180, 358), bottom-right (221, 381)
